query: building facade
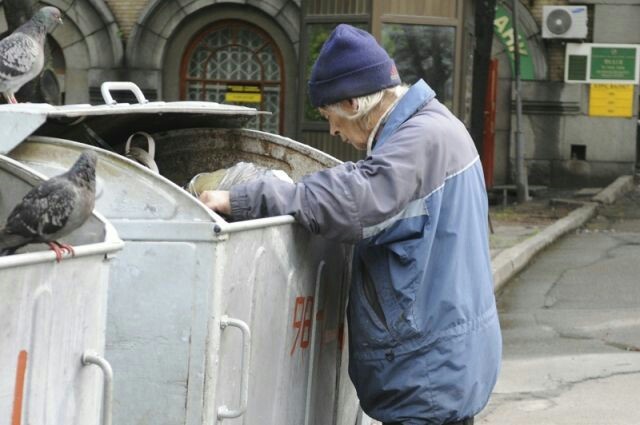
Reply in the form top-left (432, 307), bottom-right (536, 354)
top-left (1, 0), bottom-right (638, 186)
top-left (491, 0), bottom-right (640, 187)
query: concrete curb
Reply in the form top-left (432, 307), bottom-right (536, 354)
top-left (491, 175), bottom-right (636, 293)
top-left (592, 175), bottom-right (635, 204)
top-left (491, 203), bottom-right (597, 293)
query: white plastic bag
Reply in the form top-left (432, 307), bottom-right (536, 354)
top-left (187, 162), bottom-right (292, 197)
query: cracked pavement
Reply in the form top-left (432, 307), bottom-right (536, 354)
top-left (478, 184), bottom-right (640, 425)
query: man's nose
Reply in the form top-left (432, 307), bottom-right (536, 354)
top-left (329, 123), bottom-right (339, 136)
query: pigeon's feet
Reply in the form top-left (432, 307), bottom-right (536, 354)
top-left (47, 242), bottom-right (64, 262)
top-left (47, 241), bottom-right (75, 262)
top-left (55, 241), bottom-right (75, 259)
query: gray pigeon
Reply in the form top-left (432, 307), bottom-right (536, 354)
top-left (0, 6), bottom-right (63, 104)
top-left (0, 150), bottom-right (97, 261)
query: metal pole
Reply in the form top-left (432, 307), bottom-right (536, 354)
top-left (512, 0), bottom-right (529, 202)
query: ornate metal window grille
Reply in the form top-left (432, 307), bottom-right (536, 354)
top-left (180, 21), bottom-right (284, 133)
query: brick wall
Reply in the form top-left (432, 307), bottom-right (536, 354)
top-left (527, 0), bottom-right (576, 81)
top-left (105, 0), bottom-right (149, 39)
top-left (528, 0), bottom-right (569, 21)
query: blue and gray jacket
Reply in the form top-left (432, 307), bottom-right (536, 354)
top-left (230, 80), bottom-right (502, 424)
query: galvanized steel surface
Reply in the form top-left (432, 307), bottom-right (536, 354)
top-left (11, 138), bottom-right (220, 225)
top-left (0, 154), bottom-right (123, 257)
top-left (208, 225), bottom-right (352, 425)
top-left (9, 130), bottom-right (359, 425)
top-left (150, 127), bottom-right (340, 187)
top-left (0, 101), bottom-right (266, 155)
top-left (9, 140), bottom-right (222, 425)
top-left (0, 156), bottom-right (123, 425)
top-left (0, 255), bottom-right (112, 425)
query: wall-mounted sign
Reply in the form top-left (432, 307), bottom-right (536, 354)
top-left (225, 85), bottom-right (262, 103)
top-left (494, 4), bottom-right (535, 80)
top-left (566, 43), bottom-right (640, 84)
top-left (589, 84), bottom-right (635, 117)
top-left (591, 47), bottom-right (637, 81)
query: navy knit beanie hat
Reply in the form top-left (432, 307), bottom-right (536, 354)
top-left (308, 24), bottom-right (401, 107)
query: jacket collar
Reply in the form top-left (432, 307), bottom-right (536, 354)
top-left (371, 79), bottom-right (436, 153)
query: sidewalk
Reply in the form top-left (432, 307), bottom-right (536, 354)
top-left (481, 178), bottom-right (640, 425)
top-left (488, 176), bottom-right (635, 292)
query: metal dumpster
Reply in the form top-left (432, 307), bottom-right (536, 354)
top-left (0, 155), bottom-right (123, 425)
top-left (1, 84), bottom-right (360, 425)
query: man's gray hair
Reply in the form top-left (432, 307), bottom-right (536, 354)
top-left (324, 85), bottom-right (409, 127)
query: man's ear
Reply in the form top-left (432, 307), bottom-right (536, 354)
top-left (341, 98), bottom-right (358, 113)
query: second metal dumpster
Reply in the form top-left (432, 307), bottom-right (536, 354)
top-left (2, 88), bottom-right (360, 425)
top-left (0, 155), bottom-right (123, 425)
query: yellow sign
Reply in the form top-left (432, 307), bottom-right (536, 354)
top-left (225, 85), bottom-right (262, 103)
top-left (225, 92), bottom-right (262, 103)
top-left (589, 84), bottom-right (634, 117)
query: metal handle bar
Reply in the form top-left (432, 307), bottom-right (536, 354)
top-left (125, 132), bottom-right (156, 158)
top-left (217, 316), bottom-right (252, 420)
top-left (82, 351), bottom-right (114, 425)
top-left (100, 81), bottom-right (149, 105)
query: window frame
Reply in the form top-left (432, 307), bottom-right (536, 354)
top-left (371, 0), bottom-right (465, 117)
top-left (179, 19), bottom-right (285, 134)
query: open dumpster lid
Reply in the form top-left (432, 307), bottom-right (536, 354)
top-left (0, 82), bottom-right (268, 154)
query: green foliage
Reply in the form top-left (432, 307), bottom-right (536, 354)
top-left (303, 22), bottom-right (368, 122)
top-left (304, 24), bottom-right (336, 121)
top-left (382, 23), bottom-right (455, 109)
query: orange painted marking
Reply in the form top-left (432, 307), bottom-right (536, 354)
top-left (290, 297), bottom-right (305, 355)
top-left (300, 297), bottom-right (313, 349)
top-left (11, 350), bottom-right (28, 425)
top-left (290, 296), bottom-right (315, 355)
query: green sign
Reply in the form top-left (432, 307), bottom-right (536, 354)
top-left (590, 47), bottom-right (637, 81)
top-left (494, 4), bottom-right (535, 80)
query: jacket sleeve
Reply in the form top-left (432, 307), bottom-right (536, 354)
top-left (229, 121), bottom-right (435, 243)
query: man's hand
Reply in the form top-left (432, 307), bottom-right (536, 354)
top-left (199, 190), bottom-right (231, 216)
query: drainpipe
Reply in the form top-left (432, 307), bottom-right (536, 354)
top-left (512, 0), bottom-right (529, 202)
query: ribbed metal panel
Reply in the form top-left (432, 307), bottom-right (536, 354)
top-left (301, 131), bottom-right (364, 163)
top-left (306, 0), bottom-right (370, 16)
top-left (378, 0), bottom-right (457, 18)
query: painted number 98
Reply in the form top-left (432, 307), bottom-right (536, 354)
top-left (290, 296), bottom-right (313, 356)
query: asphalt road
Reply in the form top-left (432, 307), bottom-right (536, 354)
top-left (478, 184), bottom-right (640, 425)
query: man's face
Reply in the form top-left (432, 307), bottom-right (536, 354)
top-left (320, 100), bottom-right (369, 151)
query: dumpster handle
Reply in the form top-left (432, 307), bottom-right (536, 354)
top-left (217, 315), bottom-right (252, 420)
top-left (82, 351), bottom-right (113, 425)
top-left (100, 81), bottom-right (149, 105)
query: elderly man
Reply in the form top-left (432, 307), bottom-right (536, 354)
top-left (200, 24), bottom-right (501, 425)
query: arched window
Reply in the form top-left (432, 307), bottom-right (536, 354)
top-left (180, 21), bottom-right (284, 134)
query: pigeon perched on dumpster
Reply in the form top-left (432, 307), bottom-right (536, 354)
top-left (0, 150), bottom-right (97, 262)
top-left (0, 6), bottom-right (63, 104)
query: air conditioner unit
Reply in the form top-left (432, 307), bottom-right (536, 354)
top-left (542, 5), bottom-right (588, 39)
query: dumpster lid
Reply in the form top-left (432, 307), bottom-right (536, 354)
top-left (0, 82), bottom-right (268, 154)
